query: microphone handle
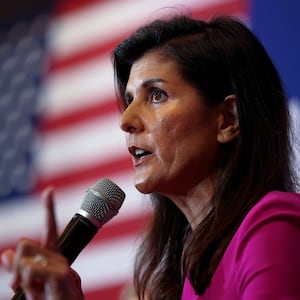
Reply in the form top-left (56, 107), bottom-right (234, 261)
top-left (11, 215), bottom-right (98, 300)
top-left (11, 288), bottom-right (25, 300)
top-left (58, 214), bottom-right (98, 264)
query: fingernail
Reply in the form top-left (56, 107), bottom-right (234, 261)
top-left (42, 186), bottom-right (54, 199)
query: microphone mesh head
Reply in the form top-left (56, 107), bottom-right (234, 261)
top-left (80, 178), bottom-right (125, 228)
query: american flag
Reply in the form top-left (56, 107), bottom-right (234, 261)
top-left (0, 0), bottom-right (260, 299)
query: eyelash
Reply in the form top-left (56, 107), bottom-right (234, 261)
top-left (124, 95), bottom-right (133, 107)
top-left (149, 88), bottom-right (167, 103)
top-left (123, 88), bottom-right (167, 109)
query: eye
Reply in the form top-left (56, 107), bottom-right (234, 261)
top-left (123, 93), bottom-right (133, 108)
top-left (149, 88), bottom-right (167, 103)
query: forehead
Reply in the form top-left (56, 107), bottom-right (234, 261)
top-left (127, 51), bottom-right (181, 86)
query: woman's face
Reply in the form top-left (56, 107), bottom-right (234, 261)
top-left (120, 51), bottom-right (223, 196)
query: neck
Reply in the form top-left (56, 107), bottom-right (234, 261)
top-left (166, 176), bottom-right (216, 230)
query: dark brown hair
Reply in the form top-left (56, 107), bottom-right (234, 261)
top-left (112, 14), bottom-right (297, 299)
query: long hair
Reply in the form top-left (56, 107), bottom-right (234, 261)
top-left (112, 14), bottom-right (297, 299)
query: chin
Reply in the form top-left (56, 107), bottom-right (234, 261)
top-left (134, 178), bottom-right (158, 195)
top-left (134, 182), bottom-right (152, 195)
top-left (134, 177), bottom-right (171, 196)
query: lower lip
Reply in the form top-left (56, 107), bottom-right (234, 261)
top-left (132, 154), bottom-right (153, 166)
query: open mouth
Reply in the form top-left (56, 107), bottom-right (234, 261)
top-left (129, 146), bottom-right (152, 160)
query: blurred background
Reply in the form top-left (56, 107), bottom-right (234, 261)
top-left (0, 0), bottom-right (299, 299)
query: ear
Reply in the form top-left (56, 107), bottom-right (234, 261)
top-left (217, 94), bottom-right (239, 144)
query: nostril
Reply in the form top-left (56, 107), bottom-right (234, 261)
top-left (120, 117), bottom-right (134, 133)
top-left (123, 124), bottom-right (135, 133)
top-left (120, 111), bottom-right (144, 133)
top-left (120, 118), bottom-right (138, 133)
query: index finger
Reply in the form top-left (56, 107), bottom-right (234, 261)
top-left (0, 249), bottom-right (15, 272)
top-left (41, 187), bottom-right (59, 251)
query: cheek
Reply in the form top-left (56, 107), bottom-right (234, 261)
top-left (157, 108), bottom-right (210, 142)
top-left (154, 113), bottom-right (182, 145)
top-left (154, 113), bottom-right (195, 162)
top-left (158, 110), bottom-right (219, 164)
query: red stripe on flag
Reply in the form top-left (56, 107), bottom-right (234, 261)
top-left (35, 155), bottom-right (132, 192)
top-left (84, 281), bottom-right (129, 300)
top-left (192, 0), bottom-right (249, 20)
top-left (40, 0), bottom-right (249, 136)
top-left (0, 212), bottom-right (150, 257)
top-left (33, 0), bottom-right (250, 196)
top-left (54, 0), bottom-right (109, 16)
top-left (47, 40), bottom-right (120, 73)
top-left (38, 98), bottom-right (119, 133)
top-left (49, 0), bottom-right (248, 73)
top-left (95, 212), bottom-right (150, 243)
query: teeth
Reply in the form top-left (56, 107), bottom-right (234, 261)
top-left (135, 149), bottom-right (145, 156)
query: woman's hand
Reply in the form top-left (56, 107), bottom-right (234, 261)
top-left (0, 189), bottom-right (84, 300)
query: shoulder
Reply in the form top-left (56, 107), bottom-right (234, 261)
top-left (255, 190), bottom-right (300, 210)
top-left (225, 191), bottom-right (300, 297)
top-left (240, 191), bottom-right (300, 230)
top-left (230, 190), bottom-right (300, 257)
top-left (226, 190), bottom-right (300, 260)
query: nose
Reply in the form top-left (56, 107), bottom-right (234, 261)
top-left (119, 101), bottom-right (144, 133)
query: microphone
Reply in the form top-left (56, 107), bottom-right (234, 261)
top-left (11, 178), bottom-right (126, 300)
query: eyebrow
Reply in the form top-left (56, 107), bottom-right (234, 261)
top-left (124, 78), bottom-right (166, 100)
top-left (141, 78), bottom-right (166, 87)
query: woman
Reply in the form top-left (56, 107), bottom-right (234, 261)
top-left (1, 14), bottom-right (300, 300)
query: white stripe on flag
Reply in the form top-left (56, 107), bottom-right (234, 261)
top-left (33, 113), bottom-right (125, 179)
top-left (49, 0), bottom-right (230, 60)
top-left (38, 56), bottom-right (114, 118)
